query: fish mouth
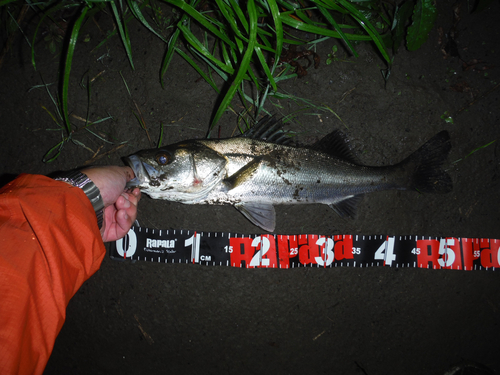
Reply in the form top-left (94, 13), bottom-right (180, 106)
top-left (125, 155), bottom-right (160, 188)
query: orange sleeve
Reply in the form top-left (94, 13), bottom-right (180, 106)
top-left (0, 174), bottom-right (106, 375)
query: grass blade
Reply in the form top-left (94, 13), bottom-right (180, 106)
top-left (31, 1), bottom-right (73, 70)
top-left (175, 47), bottom-right (220, 92)
top-left (43, 138), bottom-right (65, 163)
top-left (266, 0), bottom-right (283, 60)
top-left (254, 45), bottom-right (276, 91)
top-left (157, 121), bottom-right (164, 148)
top-left (0, 0), bottom-right (18, 5)
top-left (160, 16), bottom-right (185, 88)
top-left (189, 45), bottom-right (229, 81)
top-left (178, 23), bottom-right (235, 75)
top-left (214, 0), bottom-right (247, 40)
top-left (315, 3), bottom-right (358, 58)
top-left (126, 0), bottom-right (168, 43)
top-left (337, 0), bottom-right (390, 63)
top-left (227, 0), bottom-right (249, 33)
top-left (162, 0), bottom-right (236, 50)
top-left (110, 0), bottom-right (135, 69)
top-left (119, 70), bottom-right (131, 96)
top-left (61, 5), bottom-right (89, 134)
top-left (280, 12), bottom-right (372, 41)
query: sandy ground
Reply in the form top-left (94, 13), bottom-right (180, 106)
top-left (1, 0), bottom-right (500, 374)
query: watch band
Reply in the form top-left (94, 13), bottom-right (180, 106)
top-left (54, 171), bottom-right (104, 229)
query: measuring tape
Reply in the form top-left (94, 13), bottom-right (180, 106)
top-left (110, 226), bottom-right (499, 271)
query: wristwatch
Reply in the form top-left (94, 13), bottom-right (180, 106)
top-left (54, 170), bottom-right (104, 229)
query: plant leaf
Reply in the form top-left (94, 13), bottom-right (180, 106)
top-left (160, 16), bottom-right (185, 88)
top-left (209, 0), bottom-right (258, 135)
top-left (280, 12), bottom-right (373, 41)
top-left (175, 47), bottom-right (220, 92)
top-left (315, 2), bottom-right (358, 58)
top-left (178, 23), bottom-right (235, 75)
top-left (126, 0), bottom-right (168, 43)
top-left (61, 5), bottom-right (89, 134)
top-left (337, 0), bottom-right (391, 63)
top-left (266, 0), bottom-right (283, 62)
top-left (43, 139), bottom-right (65, 163)
top-left (110, 0), bottom-right (135, 69)
top-left (391, 0), bottom-right (414, 53)
top-left (406, 0), bottom-right (437, 51)
top-left (163, 0), bottom-right (236, 50)
top-left (0, 0), bottom-right (17, 6)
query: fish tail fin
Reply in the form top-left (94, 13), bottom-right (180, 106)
top-left (401, 131), bottom-right (453, 193)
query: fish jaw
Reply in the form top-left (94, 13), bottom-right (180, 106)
top-left (125, 155), bottom-right (181, 199)
top-left (125, 155), bottom-right (156, 188)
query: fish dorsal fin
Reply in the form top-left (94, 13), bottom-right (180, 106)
top-left (311, 130), bottom-right (359, 164)
top-left (234, 202), bottom-right (276, 232)
top-left (328, 195), bottom-right (363, 218)
top-left (242, 115), bottom-right (293, 145)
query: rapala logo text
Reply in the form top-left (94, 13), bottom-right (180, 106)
top-left (146, 238), bottom-right (176, 249)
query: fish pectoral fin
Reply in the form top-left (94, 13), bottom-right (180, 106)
top-left (224, 158), bottom-right (263, 190)
top-left (234, 202), bottom-right (276, 232)
top-left (328, 195), bottom-right (363, 218)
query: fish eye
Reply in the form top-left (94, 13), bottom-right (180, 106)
top-left (155, 153), bottom-right (170, 165)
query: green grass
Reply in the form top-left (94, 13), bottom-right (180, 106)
top-left (34, 74), bottom-right (120, 162)
top-left (1, 0), bottom-right (438, 160)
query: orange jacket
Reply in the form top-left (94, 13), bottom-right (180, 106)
top-left (0, 174), bottom-right (106, 375)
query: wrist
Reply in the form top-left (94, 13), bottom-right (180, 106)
top-left (53, 170), bottom-right (104, 229)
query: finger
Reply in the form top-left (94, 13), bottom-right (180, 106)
top-left (125, 197), bottom-right (138, 223)
top-left (115, 194), bottom-right (131, 210)
top-left (120, 190), bottom-right (140, 207)
top-left (133, 188), bottom-right (141, 201)
top-left (119, 193), bottom-right (138, 221)
top-left (115, 208), bottom-right (134, 236)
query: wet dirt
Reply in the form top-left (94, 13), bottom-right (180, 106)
top-left (1, 0), bottom-right (500, 374)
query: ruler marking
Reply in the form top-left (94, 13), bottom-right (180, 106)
top-left (112, 228), bottom-right (497, 271)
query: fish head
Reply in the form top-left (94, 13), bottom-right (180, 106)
top-left (124, 141), bottom-right (227, 202)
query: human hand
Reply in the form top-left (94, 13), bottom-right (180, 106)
top-left (81, 166), bottom-right (141, 242)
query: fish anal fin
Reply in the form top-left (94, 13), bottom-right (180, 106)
top-left (235, 202), bottom-right (276, 232)
top-left (328, 195), bottom-right (363, 218)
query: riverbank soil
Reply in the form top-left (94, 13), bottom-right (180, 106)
top-left (1, 1), bottom-right (499, 374)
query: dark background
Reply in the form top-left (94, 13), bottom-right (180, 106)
top-left (1, 0), bottom-right (499, 373)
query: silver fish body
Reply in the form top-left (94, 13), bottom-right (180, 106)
top-left (125, 117), bottom-right (452, 231)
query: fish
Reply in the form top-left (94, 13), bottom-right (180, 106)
top-left (125, 116), bottom-right (452, 232)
